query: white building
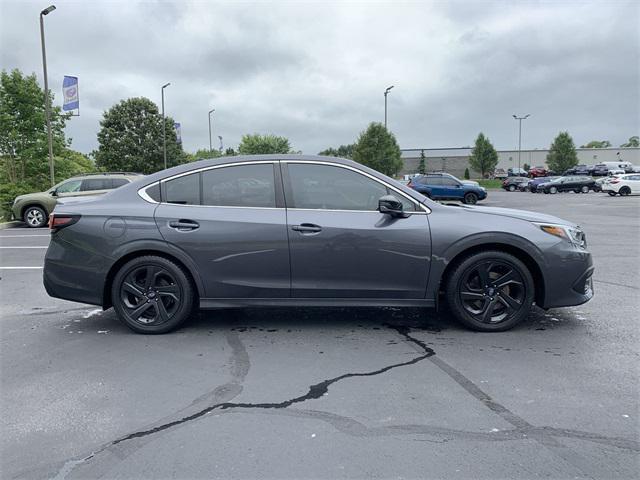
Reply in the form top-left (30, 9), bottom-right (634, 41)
top-left (400, 147), bottom-right (640, 178)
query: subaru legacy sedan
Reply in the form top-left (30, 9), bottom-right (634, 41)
top-left (43, 155), bottom-right (593, 334)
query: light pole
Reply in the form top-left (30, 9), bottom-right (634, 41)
top-left (384, 85), bottom-right (394, 129)
top-left (218, 135), bottom-right (223, 153)
top-left (161, 82), bottom-right (170, 169)
top-left (512, 114), bottom-right (530, 173)
top-left (40, 5), bottom-right (56, 187)
top-left (208, 108), bottom-right (215, 152)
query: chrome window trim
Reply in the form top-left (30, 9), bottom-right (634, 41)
top-left (287, 208), bottom-right (427, 215)
top-left (137, 159), bottom-right (431, 213)
top-left (284, 160), bottom-right (431, 213)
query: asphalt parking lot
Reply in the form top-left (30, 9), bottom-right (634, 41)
top-left (1, 190), bottom-right (639, 479)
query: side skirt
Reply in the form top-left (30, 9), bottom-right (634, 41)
top-left (200, 298), bottom-right (436, 309)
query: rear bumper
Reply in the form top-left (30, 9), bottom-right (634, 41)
top-left (43, 235), bottom-right (109, 307)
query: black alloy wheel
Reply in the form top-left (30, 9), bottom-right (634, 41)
top-left (463, 192), bottom-right (478, 205)
top-left (445, 251), bottom-right (534, 331)
top-left (619, 186), bottom-right (631, 196)
top-left (112, 255), bottom-right (194, 334)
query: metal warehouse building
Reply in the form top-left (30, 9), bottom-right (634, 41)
top-left (400, 147), bottom-right (640, 178)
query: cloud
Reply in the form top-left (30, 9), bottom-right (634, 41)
top-left (1, 0), bottom-right (638, 156)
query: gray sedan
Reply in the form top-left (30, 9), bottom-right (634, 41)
top-left (43, 155), bottom-right (594, 334)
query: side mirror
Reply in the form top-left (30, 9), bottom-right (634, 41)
top-left (378, 195), bottom-right (408, 218)
top-left (50, 189), bottom-right (58, 197)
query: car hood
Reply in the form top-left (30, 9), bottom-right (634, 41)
top-left (455, 205), bottom-right (575, 226)
top-left (461, 180), bottom-right (479, 186)
top-left (14, 191), bottom-right (50, 202)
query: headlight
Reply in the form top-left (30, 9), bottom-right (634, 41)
top-left (535, 223), bottom-right (587, 248)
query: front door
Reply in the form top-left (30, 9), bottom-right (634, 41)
top-left (283, 162), bottom-right (431, 299)
top-left (154, 162), bottom-right (290, 299)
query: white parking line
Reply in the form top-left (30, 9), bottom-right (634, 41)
top-left (0, 266), bottom-right (43, 269)
top-left (0, 246), bottom-right (48, 249)
top-left (0, 235), bottom-right (50, 238)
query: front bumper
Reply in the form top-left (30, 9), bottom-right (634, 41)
top-left (540, 244), bottom-right (594, 309)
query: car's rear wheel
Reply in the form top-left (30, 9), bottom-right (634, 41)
top-left (508, 185), bottom-right (516, 192)
top-left (445, 251), bottom-right (534, 332)
top-left (112, 255), bottom-right (194, 334)
top-left (608, 191), bottom-right (617, 196)
top-left (620, 186), bottom-right (631, 196)
top-left (463, 192), bottom-right (478, 205)
top-left (581, 185), bottom-right (589, 193)
top-left (23, 206), bottom-right (47, 228)
top-left (549, 186), bottom-right (558, 194)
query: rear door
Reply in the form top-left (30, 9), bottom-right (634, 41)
top-left (154, 161), bottom-right (290, 298)
top-left (283, 161), bottom-right (431, 299)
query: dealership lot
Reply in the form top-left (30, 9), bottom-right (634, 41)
top-left (1, 191), bottom-right (638, 479)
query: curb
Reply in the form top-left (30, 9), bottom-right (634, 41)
top-left (0, 221), bottom-right (21, 230)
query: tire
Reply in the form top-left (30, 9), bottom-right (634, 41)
top-left (508, 185), bottom-right (516, 192)
top-left (463, 192), bottom-right (478, 205)
top-left (581, 185), bottom-right (589, 193)
top-left (608, 191), bottom-right (617, 196)
top-left (23, 205), bottom-right (47, 228)
top-left (620, 186), bottom-right (631, 196)
top-left (111, 255), bottom-right (195, 334)
top-left (445, 250), bottom-right (534, 332)
top-left (549, 186), bottom-right (558, 194)
top-left (573, 189), bottom-right (580, 194)
top-left (543, 190), bottom-right (549, 194)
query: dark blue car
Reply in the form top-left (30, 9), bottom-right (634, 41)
top-left (527, 176), bottom-right (560, 192)
top-left (408, 174), bottom-right (487, 204)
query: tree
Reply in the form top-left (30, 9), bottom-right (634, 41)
top-left (418, 149), bottom-right (426, 174)
top-left (352, 123), bottom-right (403, 176)
top-left (620, 136), bottom-right (639, 148)
top-left (464, 167), bottom-right (470, 180)
top-left (224, 147), bottom-right (236, 156)
top-left (0, 69), bottom-right (69, 185)
top-left (94, 97), bottom-right (183, 174)
top-left (581, 140), bottom-right (611, 148)
top-left (546, 132), bottom-right (578, 174)
top-left (468, 133), bottom-right (498, 178)
top-left (191, 148), bottom-right (222, 160)
top-left (319, 144), bottom-right (355, 159)
top-left (237, 134), bottom-right (291, 155)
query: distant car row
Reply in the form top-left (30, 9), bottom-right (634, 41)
top-left (492, 161), bottom-right (639, 180)
top-left (502, 174), bottom-right (640, 196)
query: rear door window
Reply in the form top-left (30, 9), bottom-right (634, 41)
top-left (111, 178), bottom-right (129, 188)
top-left (201, 164), bottom-right (276, 208)
top-left (81, 178), bottom-right (111, 191)
top-left (164, 173), bottom-right (200, 205)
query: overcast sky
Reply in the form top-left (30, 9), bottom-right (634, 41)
top-left (1, 0), bottom-right (638, 155)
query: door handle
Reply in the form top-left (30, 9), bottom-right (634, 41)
top-left (169, 219), bottom-right (200, 231)
top-left (291, 223), bottom-right (322, 233)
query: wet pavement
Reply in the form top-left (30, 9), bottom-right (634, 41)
top-left (1, 190), bottom-right (638, 479)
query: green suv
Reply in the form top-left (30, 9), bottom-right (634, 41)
top-left (11, 172), bottom-right (143, 228)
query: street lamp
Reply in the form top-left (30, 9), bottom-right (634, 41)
top-left (208, 108), bottom-right (215, 152)
top-left (384, 85), bottom-right (394, 129)
top-left (161, 82), bottom-right (170, 169)
top-left (40, 5), bottom-right (56, 187)
top-left (512, 114), bottom-right (531, 173)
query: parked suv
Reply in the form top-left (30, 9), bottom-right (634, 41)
top-left (12, 172), bottom-right (143, 227)
top-left (502, 176), bottom-right (529, 192)
top-left (601, 174), bottom-right (640, 196)
top-left (563, 165), bottom-right (594, 176)
top-left (407, 173), bottom-right (487, 204)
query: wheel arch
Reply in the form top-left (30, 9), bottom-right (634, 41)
top-left (102, 248), bottom-right (203, 309)
top-left (438, 242), bottom-right (546, 308)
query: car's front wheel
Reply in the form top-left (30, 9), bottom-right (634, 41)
top-left (508, 185), bottom-right (516, 192)
top-left (112, 255), bottom-right (194, 334)
top-left (23, 206), bottom-right (47, 228)
top-left (445, 251), bottom-right (534, 332)
top-left (619, 186), bottom-right (631, 196)
top-left (463, 192), bottom-right (478, 204)
top-left (549, 186), bottom-right (558, 194)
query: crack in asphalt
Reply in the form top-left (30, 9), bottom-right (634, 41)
top-left (51, 323), bottom-right (638, 480)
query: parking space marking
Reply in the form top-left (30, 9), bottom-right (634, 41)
top-left (0, 235), bottom-right (50, 238)
top-left (0, 266), bottom-right (43, 269)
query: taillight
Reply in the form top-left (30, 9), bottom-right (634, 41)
top-left (610, 180), bottom-right (620, 184)
top-left (49, 213), bottom-right (80, 231)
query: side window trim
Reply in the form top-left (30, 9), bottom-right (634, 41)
top-left (282, 161), bottom-right (429, 214)
top-left (138, 161), bottom-right (282, 209)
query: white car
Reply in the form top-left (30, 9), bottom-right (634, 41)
top-left (601, 173), bottom-right (640, 196)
